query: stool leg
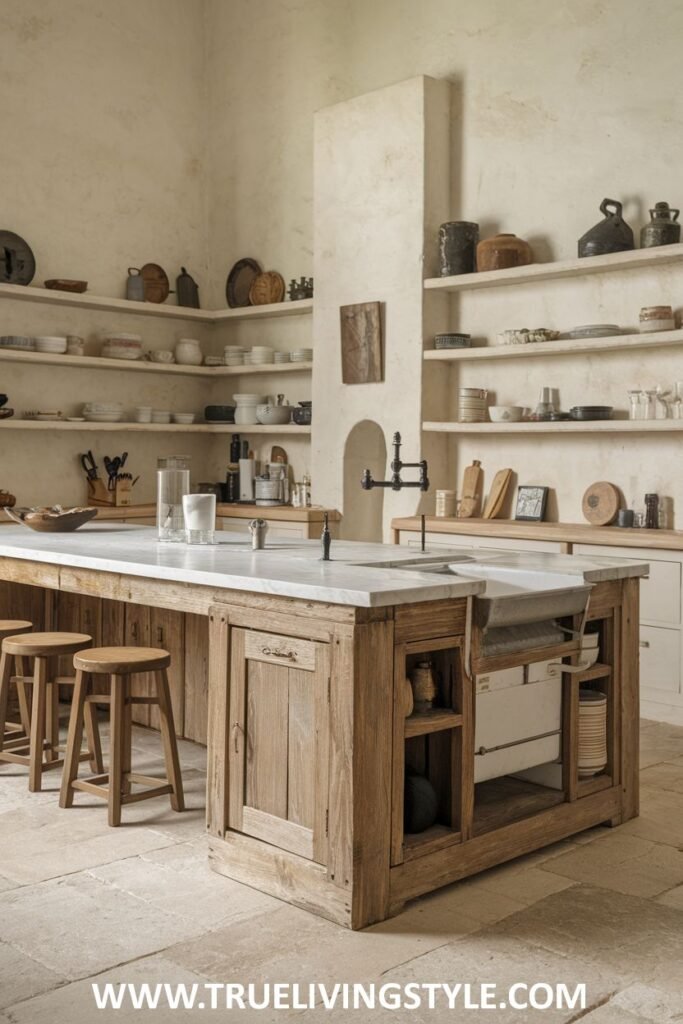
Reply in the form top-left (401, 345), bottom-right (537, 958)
top-left (0, 651), bottom-right (13, 752)
top-left (15, 657), bottom-right (31, 738)
top-left (109, 675), bottom-right (125, 827)
top-left (121, 695), bottom-right (132, 796)
top-left (29, 658), bottom-right (47, 792)
top-left (155, 669), bottom-right (184, 812)
top-left (59, 669), bottom-right (88, 809)
top-left (83, 686), bottom-right (104, 775)
top-left (46, 677), bottom-right (60, 763)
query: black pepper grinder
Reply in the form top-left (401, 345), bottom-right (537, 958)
top-left (645, 493), bottom-right (659, 529)
top-left (321, 512), bottom-right (331, 561)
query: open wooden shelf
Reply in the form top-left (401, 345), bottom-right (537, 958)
top-left (0, 420), bottom-right (311, 435)
top-left (572, 663), bottom-right (613, 683)
top-left (577, 773), bottom-right (613, 798)
top-left (424, 242), bottom-right (683, 293)
top-left (0, 282), bottom-right (313, 323)
top-left (423, 328), bottom-right (683, 363)
top-left (423, 419), bottom-right (683, 435)
top-left (0, 348), bottom-right (312, 378)
top-left (403, 824), bottom-right (461, 861)
top-left (404, 709), bottom-right (463, 738)
top-left (473, 775), bottom-right (565, 837)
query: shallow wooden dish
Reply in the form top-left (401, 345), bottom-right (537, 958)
top-left (44, 279), bottom-right (88, 293)
top-left (249, 270), bottom-right (285, 306)
top-left (4, 506), bottom-right (97, 532)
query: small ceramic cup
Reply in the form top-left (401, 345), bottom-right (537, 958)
top-left (135, 406), bottom-right (152, 423)
top-left (182, 493), bottom-right (216, 545)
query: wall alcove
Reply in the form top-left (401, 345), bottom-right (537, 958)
top-left (342, 420), bottom-right (387, 542)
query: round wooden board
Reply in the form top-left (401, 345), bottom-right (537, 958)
top-left (140, 263), bottom-right (170, 303)
top-left (582, 481), bottom-right (620, 526)
top-left (226, 257), bottom-right (261, 307)
top-left (249, 270), bottom-right (285, 306)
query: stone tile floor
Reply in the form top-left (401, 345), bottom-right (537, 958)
top-left (0, 717), bottom-right (682, 1021)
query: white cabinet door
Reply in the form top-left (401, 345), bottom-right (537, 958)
top-left (639, 625), bottom-right (681, 694)
top-left (218, 517), bottom-right (307, 540)
top-left (406, 532), bottom-right (565, 554)
top-left (573, 544), bottom-right (681, 626)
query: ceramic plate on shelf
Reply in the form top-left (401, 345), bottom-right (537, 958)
top-left (226, 257), bottom-right (261, 307)
top-left (566, 324), bottom-right (623, 339)
top-left (0, 230), bottom-right (35, 285)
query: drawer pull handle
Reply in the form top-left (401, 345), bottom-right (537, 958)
top-left (262, 646), bottom-right (297, 661)
top-left (639, 640), bottom-right (650, 648)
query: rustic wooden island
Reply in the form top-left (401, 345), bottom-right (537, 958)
top-left (0, 525), bottom-right (645, 929)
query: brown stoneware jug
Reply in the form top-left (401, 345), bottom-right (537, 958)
top-left (578, 198), bottom-right (634, 258)
top-left (476, 233), bottom-right (533, 272)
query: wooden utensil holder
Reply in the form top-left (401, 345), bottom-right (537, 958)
top-left (87, 477), bottom-right (132, 507)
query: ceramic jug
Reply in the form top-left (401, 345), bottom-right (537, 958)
top-left (126, 267), bottom-right (145, 302)
top-left (174, 338), bottom-right (203, 366)
top-left (640, 202), bottom-right (681, 248)
top-left (578, 199), bottom-right (634, 258)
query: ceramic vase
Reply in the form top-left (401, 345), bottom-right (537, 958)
top-left (174, 338), bottom-right (203, 366)
top-left (476, 233), bottom-right (533, 272)
top-left (438, 221), bottom-right (479, 276)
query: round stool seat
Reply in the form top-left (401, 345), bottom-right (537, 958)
top-left (3, 632), bottom-right (92, 657)
top-left (0, 620), bottom-right (32, 641)
top-left (74, 647), bottom-right (171, 674)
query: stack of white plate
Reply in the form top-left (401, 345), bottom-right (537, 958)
top-left (457, 387), bottom-right (488, 423)
top-left (224, 346), bottom-right (246, 366)
top-left (82, 402), bottom-right (124, 423)
top-left (233, 393), bottom-right (267, 425)
top-left (247, 346), bottom-right (274, 365)
top-left (204, 355), bottom-right (225, 367)
top-left (101, 333), bottom-right (143, 360)
top-left (35, 336), bottom-right (68, 354)
top-left (0, 335), bottom-right (35, 351)
top-left (274, 352), bottom-right (290, 364)
top-left (291, 347), bottom-right (313, 362)
top-left (578, 689), bottom-right (608, 777)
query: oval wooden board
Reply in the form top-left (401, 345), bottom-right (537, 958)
top-left (582, 481), bottom-right (620, 526)
top-left (249, 270), bottom-right (285, 306)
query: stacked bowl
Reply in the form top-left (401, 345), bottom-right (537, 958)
top-left (82, 402), bottom-right (124, 423)
top-left (102, 333), bottom-right (142, 360)
top-left (457, 387), bottom-right (488, 423)
top-left (224, 346), bottom-right (246, 366)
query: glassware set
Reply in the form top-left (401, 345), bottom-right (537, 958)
top-left (628, 384), bottom-right (683, 420)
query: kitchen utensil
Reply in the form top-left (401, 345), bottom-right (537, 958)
top-left (404, 771), bottom-right (439, 834)
top-left (434, 333), bottom-right (471, 349)
top-left (438, 221), bottom-right (479, 276)
top-left (24, 410), bottom-right (63, 421)
top-left (0, 335), bottom-right (35, 351)
top-left (287, 276), bottom-right (314, 300)
top-left (80, 450), bottom-right (98, 480)
top-left (0, 491), bottom-right (16, 508)
top-left (204, 405), bottom-right (235, 423)
top-left (176, 266), bottom-right (200, 308)
top-left (140, 263), bottom-right (170, 303)
top-left (135, 406), bottom-right (152, 423)
top-left (582, 481), bottom-right (620, 526)
top-left (570, 406), bottom-right (613, 421)
top-left (249, 270), bottom-right (285, 305)
top-left (0, 395), bottom-right (7, 409)
top-left (233, 394), bottom-right (267, 426)
top-left (126, 267), bottom-right (145, 301)
top-left (44, 279), bottom-right (87, 293)
top-left (226, 257), bottom-right (261, 307)
top-left (483, 468), bottom-right (513, 519)
top-left (151, 410), bottom-right (171, 424)
top-left (578, 690), bottom-right (607, 777)
top-left (150, 350), bottom-right (174, 363)
top-left (578, 198), bottom-right (634, 257)
top-left (0, 230), bottom-right (35, 284)
top-left (4, 505), bottom-right (97, 532)
top-left (476, 233), bottom-right (532, 272)
top-left (66, 335), bottom-right (85, 355)
top-left (641, 201), bottom-right (681, 248)
top-left (458, 459), bottom-right (483, 518)
top-left (254, 477), bottom-right (284, 505)
top-left (488, 405), bottom-right (523, 422)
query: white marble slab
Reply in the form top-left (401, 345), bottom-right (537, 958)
top-left (0, 526), bottom-right (647, 608)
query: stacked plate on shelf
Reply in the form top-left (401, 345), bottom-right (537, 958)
top-left (35, 336), bottom-right (67, 354)
top-left (82, 402), bottom-right (124, 423)
top-left (101, 333), bottom-right (143, 360)
top-left (457, 387), bottom-right (488, 423)
top-left (246, 346), bottom-right (274, 365)
top-left (274, 352), bottom-right (290, 364)
top-left (578, 689), bottom-right (608, 777)
top-left (0, 336), bottom-right (35, 351)
top-left (291, 347), bottom-right (312, 363)
top-left (224, 345), bottom-right (246, 366)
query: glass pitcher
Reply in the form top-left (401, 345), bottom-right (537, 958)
top-left (157, 456), bottom-right (191, 542)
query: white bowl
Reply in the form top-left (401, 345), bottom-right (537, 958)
top-left (256, 404), bottom-right (292, 425)
top-left (488, 405), bottom-right (524, 422)
top-left (172, 412), bottom-right (196, 424)
top-left (151, 411), bottom-right (171, 424)
top-left (35, 336), bottom-right (67, 354)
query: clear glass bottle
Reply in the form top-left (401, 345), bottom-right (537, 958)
top-left (628, 390), bottom-right (642, 420)
top-left (157, 456), bottom-right (191, 542)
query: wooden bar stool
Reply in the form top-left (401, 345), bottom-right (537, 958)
top-left (0, 632), bottom-right (99, 792)
top-left (60, 647), bottom-right (185, 827)
top-left (0, 621), bottom-right (33, 750)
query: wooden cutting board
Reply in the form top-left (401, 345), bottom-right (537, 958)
top-left (582, 481), bottom-right (620, 526)
top-left (249, 270), bottom-right (285, 306)
top-left (458, 460), bottom-right (483, 518)
top-left (483, 468), bottom-right (513, 519)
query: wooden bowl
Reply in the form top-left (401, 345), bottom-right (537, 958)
top-left (44, 279), bottom-right (88, 293)
top-left (4, 506), bottom-right (97, 532)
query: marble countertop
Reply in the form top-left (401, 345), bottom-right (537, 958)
top-left (0, 525), bottom-right (648, 608)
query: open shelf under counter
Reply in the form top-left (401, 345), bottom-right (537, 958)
top-left (423, 419), bottom-right (683, 435)
top-left (404, 709), bottom-right (463, 738)
top-left (0, 348), bottom-right (312, 377)
top-left (424, 242), bottom-right (683, 293)
top-left (424, 328), bottom-right (683, 363)
top-left (0, 420), bottom-right (311, 435)
top-left (0, 282), bottom-right (313, 323)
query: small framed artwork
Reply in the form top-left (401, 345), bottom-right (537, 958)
top-left (515, 485), bottom-right (549, 522)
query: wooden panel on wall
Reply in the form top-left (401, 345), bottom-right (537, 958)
top-left (184, 612), bottom-right (209, 744)
top-left (0, 580), bottom-right (46, 630)
top-left (124, 603), bottom-right (151, 726)
top-left (246, 660), bottom-right (289, 817)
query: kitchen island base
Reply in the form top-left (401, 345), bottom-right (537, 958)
top-left (0, 532), bottom-right (640, 930)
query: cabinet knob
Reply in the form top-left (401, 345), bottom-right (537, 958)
top-left (262, 646), bottom-right (297, 661)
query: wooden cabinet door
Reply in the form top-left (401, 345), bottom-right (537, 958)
top-left (52, 592), bottom-right (102, 677)
top-left (149, 608), bottom-right (185, 735)
top-left (124, 603), bottom-right (151, 725)
top-left (228, 627), bottom-right (330, 864)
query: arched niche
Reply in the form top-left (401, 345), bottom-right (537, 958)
top-left (342, 420), bottom-right (387, 542)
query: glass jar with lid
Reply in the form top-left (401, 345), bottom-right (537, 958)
top-left (157, 456), bottom-right (191, 542)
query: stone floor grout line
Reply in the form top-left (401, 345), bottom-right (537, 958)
top-left (565, 990), bottom-right (619, 1022)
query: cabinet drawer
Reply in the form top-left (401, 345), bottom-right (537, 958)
top-left (409, 533), bottom-right (565, 554)
top-left (475, 678), bottom-right (561, 750)
top-left (574, 544), bottom-right (680, 626)
top-left (243, 629), bottom-right (317, 670)
top-left (639, 625), bottom-right (680, 693)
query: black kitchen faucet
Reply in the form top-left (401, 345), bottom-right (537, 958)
top-left (361, 432), bottom-right (429, 493)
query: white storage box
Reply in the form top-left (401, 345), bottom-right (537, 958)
top-left (475, 735), bottom-right (561, 784)
top-left (526, 659), bottom-right (562, 684)
top-left (474, 677), bottom-right (562, 784)
top-left (475, 666), bottom-right (524, 694)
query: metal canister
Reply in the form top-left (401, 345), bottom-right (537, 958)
top-left (438, 221), bottom-right (479, 276)
top-left (641, 202), bottom-right (681, 248)
top-left (248, 518), bottom-right (268, 549)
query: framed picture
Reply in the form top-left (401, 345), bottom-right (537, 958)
top-left (515, 485), bottom-right (549, 522)
top-left (340, 301), bottom-right (383, 384)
